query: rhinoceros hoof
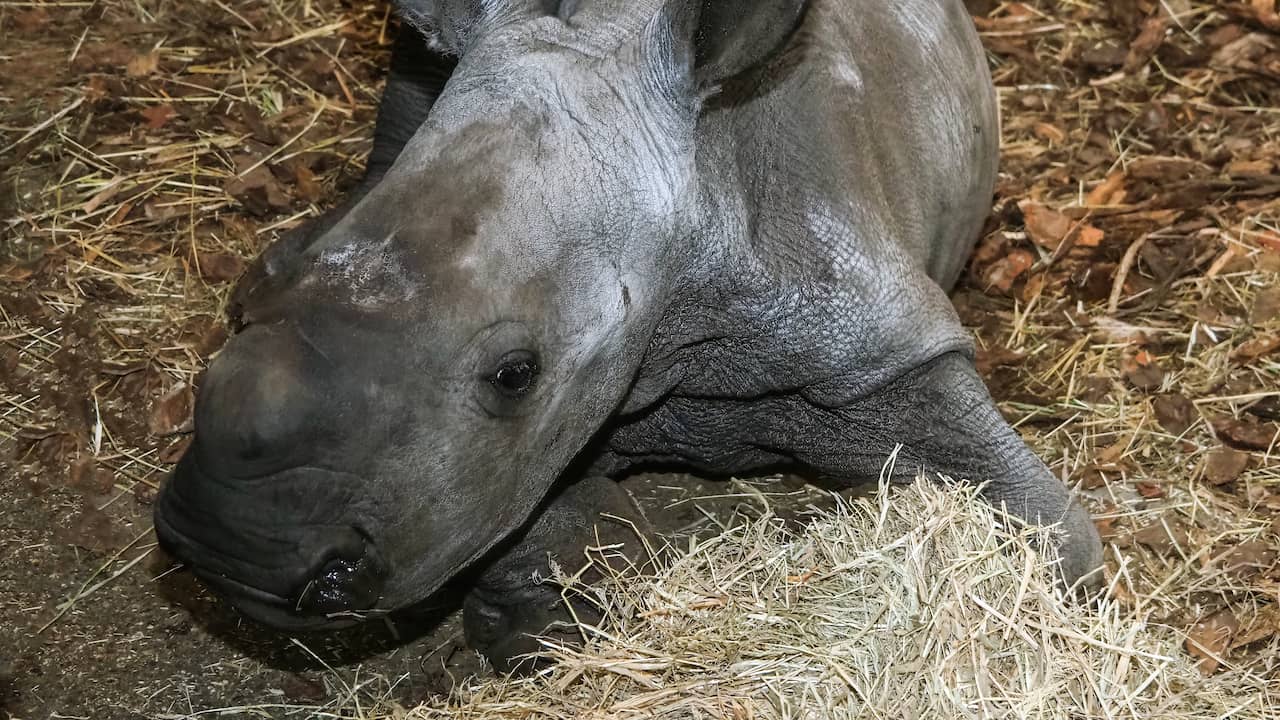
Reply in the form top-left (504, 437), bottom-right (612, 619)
top-left (462, 583), bottom-right (598, 674)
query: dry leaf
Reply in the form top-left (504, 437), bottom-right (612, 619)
top-left (1122, 352), bottom-right (1164, 391)
top-left (1253, 287), bottom-right (1280, 324)
top-left (57, 502), bottom-right (131, 554)
top-left (1230, 605), bottom-right (1280, 650)
top-left (126, 50), bottom-right (160, 77)
top-left (293, 164), bottom-right (323, 203)
top-left (1135, 481), bottom-right (1165, 499)
top-left (975, 345), bottom-right (1025, 375)
top-left (197, 252), bottom-right (246, 284)
top-left (1086, 171), bottom-right (1128, 206)
top-left (1094, 514), bottom-right (1120, 540)
top-left (1077, 463), bottom-right (1110, 488)
top-left (1127, 155), bottom-right (1207, 180)
top-left (1225, 158), bottom-right (1274, 177)
top-left (1020, 271), bottom-right (1047, 304)
top-left (1096, 437), bottom-right (1130, 465)
top-left (1134, 517), bottom-right (1189, 554)
top-left (1232, 334), bottom-right (1280, 362)
top-left (71, 41), bottom-right (134, 72)
top-left (1233, 1), bottom-right (1280, 31)
top-left (13, 8), bottom-right (51, 33)
top-left (1204, 447), bottom-right (1250, 485)
top-left (1080, 41), bottom-right (1127, 70)
top-left (133, 483), bottom-right (158, 505)
top-left (140, 104), bottom-right (176, 130)
top-left (194, 324), bottom-right (229, 356)
top-left (149, 382), bottom-right (194, 437)
top-left (983, 249), bottom-right (1034, 293)
top-left (1091, 317), bottom-right (1153, 345)
top-left (1212, 417), bottom-right (1279, 450)
top-left (1020, 201), bottom-right (1073, 249)
top-left (1208, 23), bottom-right (1246, 47)
top-left (1215, 541), bottom-right (1277, 578)
top-left (1211, 32), bottom-right (1275, 69)
top-left (1033, 122), bottom-right (1066, 144)
top-left (1125, 15), bottom-right (1169, 72)
top-left (1019, 201), bottom-right (1104, 251)
top-left (1186, 610), bottom-right (1239, 676)
top-left (1077, 225), bottom-right (1104, 247)
top-left (69, 455), bottom-right (113, 494)
top-left (225, 164), bottom-right (292, 216)
top-left (1153, 393), bottom-right (1196, 434)
top-left (282, 674), bottom-right (328, 703)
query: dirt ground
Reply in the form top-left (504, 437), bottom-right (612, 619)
top-left (2, 0), bottom-right (1278, 718)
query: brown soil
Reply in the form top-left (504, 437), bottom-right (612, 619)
top-left (2, 0), bottom-right (1278, 718)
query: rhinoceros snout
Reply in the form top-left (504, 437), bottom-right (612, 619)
top-left (154, 467), bottom-right (388, 627)
top-left (154, 320), bottom-right (395, 627)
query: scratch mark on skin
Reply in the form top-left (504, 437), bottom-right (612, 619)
top-left (295, 323), bottom-right (334, 366)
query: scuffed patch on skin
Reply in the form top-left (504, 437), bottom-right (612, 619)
top-left (312, 230), bottom-right (421, 309)
top-left (888, 0), bottom-right (946, 49)
top-left (827, 54), bottom-right (863, 91)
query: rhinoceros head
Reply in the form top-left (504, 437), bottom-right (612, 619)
top-left (153, 0), bottom-right (805, 628)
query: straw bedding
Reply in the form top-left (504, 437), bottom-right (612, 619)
top-left (2, 0), bottom-right (1278, 717)
top-left (395, 478), bottom-right (1275, 719)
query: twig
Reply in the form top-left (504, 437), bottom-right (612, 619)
top-left (1108, 234), bottom-right (1148, 315)
top-left (1, 96), bottom-right (85, 156)
top-left (39, 528), bottom-right (154, 634)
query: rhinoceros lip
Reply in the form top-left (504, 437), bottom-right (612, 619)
top-left (158, 536), bottom-right (387, 629)
top-left (193, 566), bottom-right (383, 630)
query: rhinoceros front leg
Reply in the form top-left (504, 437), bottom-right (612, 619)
top-left (807, 351), bottom-right (1104, 590)
top-left (462, 475), bottom-right (651, 673)
top-left (609, 351), bottom-right (1102, 591)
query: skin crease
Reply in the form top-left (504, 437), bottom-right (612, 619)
top-left (152, 0), bottom-right (1104, 670)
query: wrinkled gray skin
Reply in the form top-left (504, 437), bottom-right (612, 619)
top-left (153, 0), bottom-right (1103, 671)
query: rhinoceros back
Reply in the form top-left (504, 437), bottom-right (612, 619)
top-left (659, 0), bottom-right (997, 402)
top-left (702, 0), bottom-right (998, 292)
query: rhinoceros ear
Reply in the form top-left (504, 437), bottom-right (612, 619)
top-left (646, 0), bottom-right (808, 95)
top-left (394, 0), bottom-right (546, 55)
top-left (691, 0), bottom-right (808, 85)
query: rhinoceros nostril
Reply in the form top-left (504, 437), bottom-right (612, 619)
top-left (292, 533), bottom-right (385, 616)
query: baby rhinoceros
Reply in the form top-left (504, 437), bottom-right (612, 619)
top-left (154, 0), bottom-right (1103, 670)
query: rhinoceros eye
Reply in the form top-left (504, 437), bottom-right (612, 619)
top-left (490, 352), bottom-right (540, 398)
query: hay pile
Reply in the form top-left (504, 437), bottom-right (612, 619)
top-left (398, 480), bottom-right (1275, 719)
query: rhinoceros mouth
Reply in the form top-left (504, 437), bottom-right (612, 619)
top-left (193, 566), bottom-right (382, 630)
top-left (156, 511), bottom-right (388, 630)
top-left (153, 460), bottom-right (389, 629)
